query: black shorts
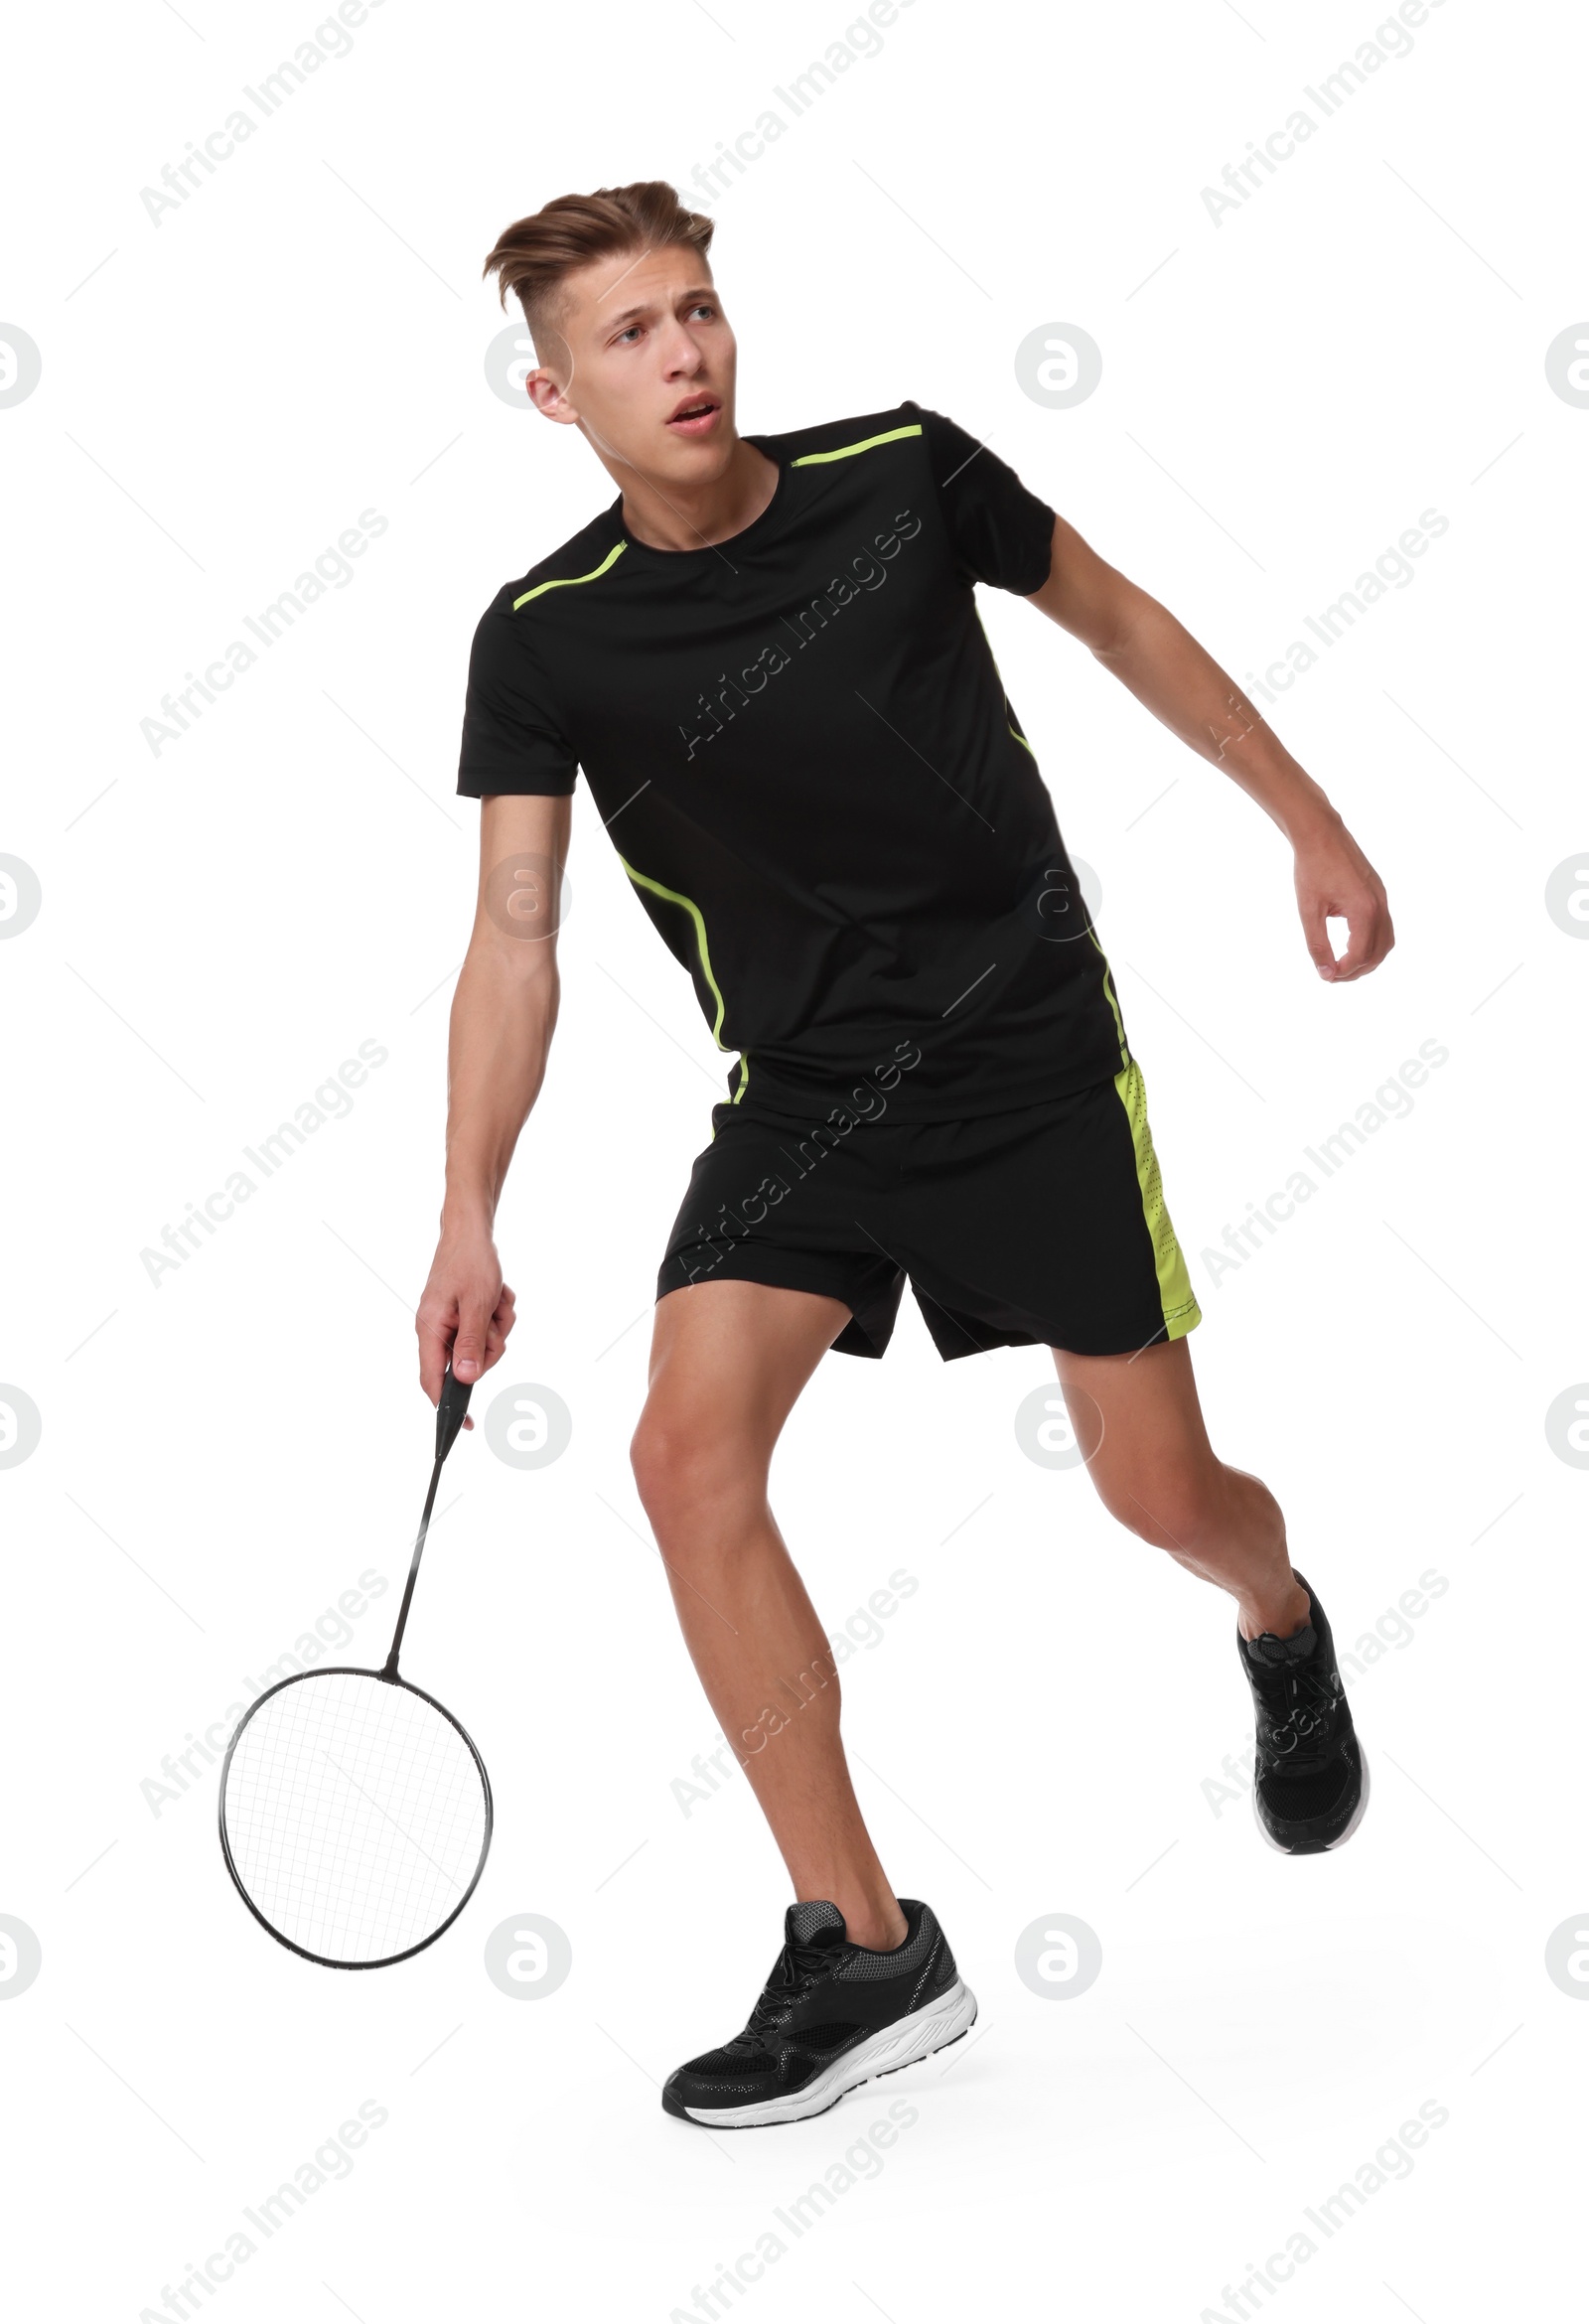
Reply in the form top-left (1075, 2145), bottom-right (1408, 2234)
top-left (655, 1060), bottom-right (1203, 1361)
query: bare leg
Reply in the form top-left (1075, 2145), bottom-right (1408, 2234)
top-left (1054, 1338), bottom-right (1311, 1641)
top-left (632, 1278), bottom-right (909, 1951)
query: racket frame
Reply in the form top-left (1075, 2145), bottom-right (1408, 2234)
top-left (217, 1662), bottom-right (495, 1970)
top-left (218, 1362), bottom-right (491, 1969)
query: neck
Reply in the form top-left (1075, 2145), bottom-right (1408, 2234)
top-left (615, 434), bottom-right (779, 553)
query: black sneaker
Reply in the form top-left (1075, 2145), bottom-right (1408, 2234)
top-left (1237, 1572), bottom-right (1369, 1854)
top-left (661, 1897), bottom-right (976, 2129)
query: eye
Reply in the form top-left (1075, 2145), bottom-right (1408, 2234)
top-left (687, 302), bottom-right (717, 322)
top-left (615, 324), bottom-right (643, 345)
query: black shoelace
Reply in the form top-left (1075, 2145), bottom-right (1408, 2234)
top-left (737, 1937), bottom-right (839, 2046)
top-left (1251, 1653), bottom-right (1344, 1775)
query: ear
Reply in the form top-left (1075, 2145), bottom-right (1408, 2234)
top-left (526, 367), bottom-right (578, 425)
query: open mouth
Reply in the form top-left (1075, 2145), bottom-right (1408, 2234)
top-left (666, 396), bottom-right (721, 433)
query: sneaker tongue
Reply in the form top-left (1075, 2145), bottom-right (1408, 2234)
top-left (1245, 1621), bottom-right (1318, 1669)
top-left (787, 1900), bottom-right (847, 1947)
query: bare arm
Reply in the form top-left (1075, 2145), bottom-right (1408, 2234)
top-left (1025, 511), bottom-right (1393, 980)
top-left (415, 790), bottom-right (572, 1412)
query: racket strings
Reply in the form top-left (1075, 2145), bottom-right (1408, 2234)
top-left (222, 1671), bottom-right (488, 1964)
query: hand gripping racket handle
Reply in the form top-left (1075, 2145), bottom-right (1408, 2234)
top-left (433, 1359), bottom-right (474, 1464)
top-left (382, 1360), bottom-right (475, 1678)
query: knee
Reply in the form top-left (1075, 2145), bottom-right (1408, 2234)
top-left (630, 1405), bottom-right (760, 1537)
top-left (628, 1408), bottom-right (691, 1524)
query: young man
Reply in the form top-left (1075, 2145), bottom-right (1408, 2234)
top-left (421, 181), bottom-right (1392, 2130)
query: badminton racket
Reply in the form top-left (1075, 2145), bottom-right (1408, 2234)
top-left (218, 1361), bottom-right (492, 1968)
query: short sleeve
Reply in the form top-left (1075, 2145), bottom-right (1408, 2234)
top-left (456, 601), bottom-right (579, 799)
top-left (903, 401), bottom-right (1056, 596)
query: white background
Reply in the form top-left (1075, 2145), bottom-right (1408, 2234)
top-left (2, 0), bottom-right (1584, 2315)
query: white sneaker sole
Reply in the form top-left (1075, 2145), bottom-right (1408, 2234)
top-left (680, 1976), bottom-right (979, 2128)
top-left (1252, 1744), bottom-right (1372, 1854)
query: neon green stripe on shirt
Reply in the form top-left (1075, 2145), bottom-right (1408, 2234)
top-left (619, 857), bottom-right (751, 1122)
top-left (513, 540), bottom-right (628, 610)
top-left (791, 423), bottom-right (923, 467)
top-left (618, 856), bottom-right (730, 1045)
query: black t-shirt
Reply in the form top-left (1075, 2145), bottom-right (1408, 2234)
top-left (457, 400), bottom-right (1130, 1123)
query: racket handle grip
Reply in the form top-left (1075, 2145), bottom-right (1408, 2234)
top-left (436, 1359), bottom-right (475, 1463)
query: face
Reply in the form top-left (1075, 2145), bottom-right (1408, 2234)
top-left (526, 243), bottom-right (738, 486)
